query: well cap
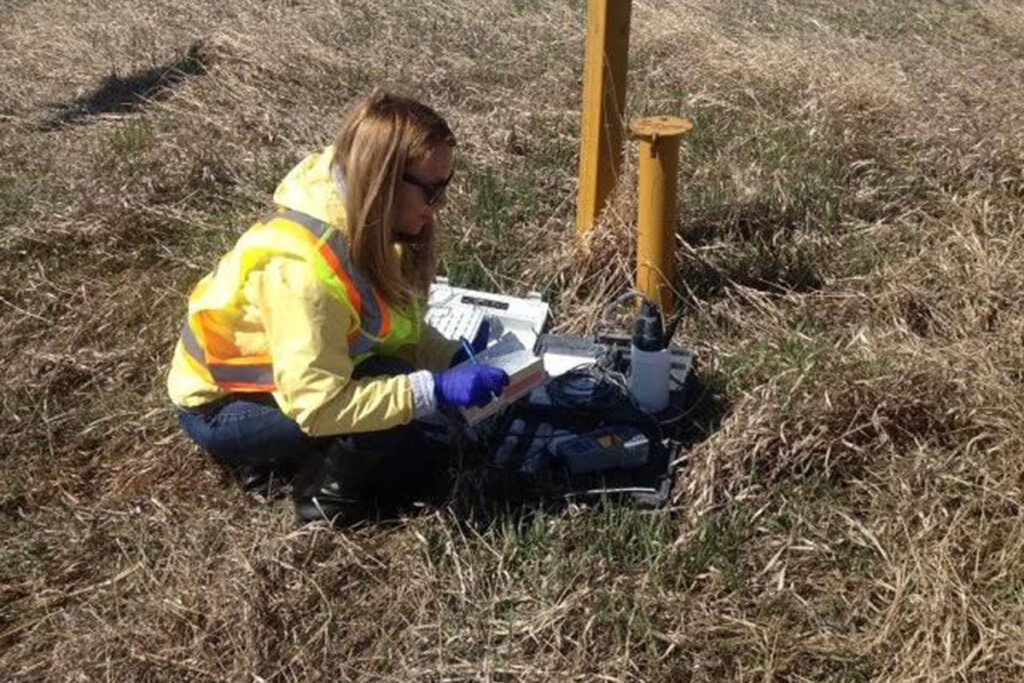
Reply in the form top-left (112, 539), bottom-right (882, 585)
top-left (629, 116), bottom-right (693, 140)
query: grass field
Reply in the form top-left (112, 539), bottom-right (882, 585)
top-left (2, 0), bottom-right (1024, 680)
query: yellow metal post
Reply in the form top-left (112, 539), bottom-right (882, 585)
top-left (630, 116), bottom-right (693, 313)
top-left (576, 0), bottom-right (632, 235)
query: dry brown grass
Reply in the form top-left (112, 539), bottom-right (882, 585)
top-left (3, 0), bottom-right (1024, 680)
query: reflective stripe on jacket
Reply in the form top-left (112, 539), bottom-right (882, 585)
top-left (179, 208), bottom-right (411, 393)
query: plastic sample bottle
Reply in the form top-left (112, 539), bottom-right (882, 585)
top-left (629, 299), bottom-right (671, 413)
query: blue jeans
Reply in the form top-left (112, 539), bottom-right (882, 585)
top-left (178, 356), bottom-right (422, 477)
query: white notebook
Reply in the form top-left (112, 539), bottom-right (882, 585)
top-left (455, 333), bottom-right (547, 425)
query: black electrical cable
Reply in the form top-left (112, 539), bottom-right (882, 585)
top-left (543, 360), bottom-right (666, 444)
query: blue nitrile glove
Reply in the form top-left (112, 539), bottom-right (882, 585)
top-left (449, 319), bottom-right (490, 367)
top-left (434, 364), bottom-right (510, 409)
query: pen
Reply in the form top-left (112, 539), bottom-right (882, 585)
top-left (459, 337), bottom-right (479, 365)
top-left (459, 335), bottom-right (501, 404)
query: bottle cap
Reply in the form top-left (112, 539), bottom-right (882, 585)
top-left (632, 300), bottom-right (666, 352)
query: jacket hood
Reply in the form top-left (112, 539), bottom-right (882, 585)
top-left (272, 145), bottom-right (347, 228)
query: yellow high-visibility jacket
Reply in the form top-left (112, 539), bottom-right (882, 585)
top-left (167, 145), bottom-right (459, 435)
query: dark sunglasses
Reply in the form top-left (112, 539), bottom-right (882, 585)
top-left (402, 170), bottom-right (453, 207)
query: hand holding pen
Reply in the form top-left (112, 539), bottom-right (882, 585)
top-left (433, 318), bottom-right (507, 409)
top-left (449, 318), bottom-right (490, 367)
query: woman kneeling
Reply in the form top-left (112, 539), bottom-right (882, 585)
top-left (167, 93), bottom-right (507, 525)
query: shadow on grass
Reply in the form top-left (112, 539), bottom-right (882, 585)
top-left (39, 42), bottom-right (208, 130)
top-left (673, 366), bottom-right (731, 452)
top-left (678, 196), bottom-right (831, 301)
top-left (679, 242), bottom-right (825, 301)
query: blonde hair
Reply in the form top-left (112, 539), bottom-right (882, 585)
top-left (331, 92), bottom-right (455, 310)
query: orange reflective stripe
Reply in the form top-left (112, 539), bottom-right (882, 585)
top-left (317, 240), bottom-right (363, 319)
top-left (271, 209), bottom-right (367, 321)
top-left (320, 229), bottom-right (385, 347)
top-left (274, 209), bottom-right (387, 349)
top-left (194, 318), bottom-right (240, 360)
top-left (179, 208), bottom-right (398, 394)
top-left (181, 321), bottom-right (274, 391)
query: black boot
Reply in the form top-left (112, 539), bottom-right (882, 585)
top-left (292, 443), bottom-right (374, 526)
top-left (232, 463), bottom-right (272, 493)
top-left (225, 459), bottom-right (296, 501)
